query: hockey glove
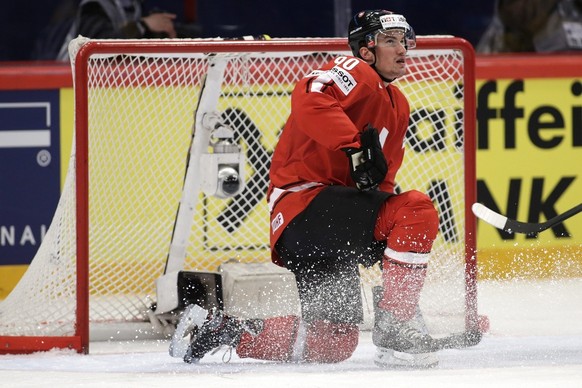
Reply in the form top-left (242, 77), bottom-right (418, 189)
top-left (344, 125), bottom-right (388, 191)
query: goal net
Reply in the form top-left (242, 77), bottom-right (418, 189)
top-left (0, 36), bottom-right (477, 354)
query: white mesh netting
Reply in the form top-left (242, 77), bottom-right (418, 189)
top-left (0, 37), bottom-right (474, 344)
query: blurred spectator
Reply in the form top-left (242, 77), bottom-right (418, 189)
top-left (31, 0), bottom-right (78, 60)
top-left (33, 0), bottom-right (199, 61)
top-left (477, 0), bottom-right (582, 53)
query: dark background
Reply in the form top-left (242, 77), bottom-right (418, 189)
top-left (1, 0), bottom-right (494, 61)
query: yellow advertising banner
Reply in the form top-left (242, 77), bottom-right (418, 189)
top-left (476, 78), bottom-right (582, 279)
top-left (1, 61), bottom-right (582, 300)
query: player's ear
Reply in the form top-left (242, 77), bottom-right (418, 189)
top-left (359, 47), bottom-right (375, 62)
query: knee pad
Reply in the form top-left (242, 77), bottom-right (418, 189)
top-left (376, 190), bottom-right (438, 253)
top-left (236, 316), bottom-right (299, 361)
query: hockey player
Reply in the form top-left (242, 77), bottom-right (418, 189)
top-left (178, 9), bottom-right (440, 368)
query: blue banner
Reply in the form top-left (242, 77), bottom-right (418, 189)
top-left (0, 90), bottom-right (61, 265)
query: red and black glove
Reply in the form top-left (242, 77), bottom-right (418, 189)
top-left (344, 125), bottom-right (388, 191)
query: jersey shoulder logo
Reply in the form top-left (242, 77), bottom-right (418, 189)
top-left (271, 212), bottom-right (284, 233)
top-left (328, 66), bottom-right (357, 95)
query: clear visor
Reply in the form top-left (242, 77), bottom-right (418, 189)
top-left (367, 28), bottom-right (417, 50)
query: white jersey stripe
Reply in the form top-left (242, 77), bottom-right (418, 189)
top-left (268, 182), bottom-right (323, 212)
top-left (309, 71), bottom-right (332, 93)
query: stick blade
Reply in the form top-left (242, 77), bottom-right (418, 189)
top-left (471, 203), bottom-right (508, 231)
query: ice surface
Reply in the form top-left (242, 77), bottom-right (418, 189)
top-left (1, 278), bottom-right (582, 387)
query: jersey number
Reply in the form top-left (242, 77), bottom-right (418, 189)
top-left (334, 56), bottom-right (359, 71)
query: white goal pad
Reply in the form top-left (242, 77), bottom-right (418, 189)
top-left (220, 262), bottom-right (301, 319)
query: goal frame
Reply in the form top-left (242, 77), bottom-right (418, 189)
top-left (0, 37), bottom-right (477, 354)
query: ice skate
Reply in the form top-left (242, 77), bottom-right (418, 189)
top-left (169, 304), bottom-right (209, 358)
top-left (180, 305), bottom-right (263, 364)
top-left (372, 286), bottom-right (438, 368)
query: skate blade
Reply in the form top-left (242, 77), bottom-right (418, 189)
top-left (169, 304), bottom-right (208, 358)
top-left (374, 346), bottom-right (438, 369)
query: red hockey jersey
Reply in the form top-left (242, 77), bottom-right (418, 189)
top-left (267, 55), bottom-right (411, 265)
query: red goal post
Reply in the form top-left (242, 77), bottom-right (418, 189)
top-left (0, 36), bottom-right (477, 354)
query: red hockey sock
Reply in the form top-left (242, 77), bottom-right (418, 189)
top-left (236, 316), bottom-right (299, 361)
top-left (303, 320), bottom-right (359, 363)
top-left (379, 258), bottom-right (427, 321)
top-left (236, 316), bottom-right (359, 363)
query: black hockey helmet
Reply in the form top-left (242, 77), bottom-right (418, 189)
top-left (348, 10), bottom-right (416, 57)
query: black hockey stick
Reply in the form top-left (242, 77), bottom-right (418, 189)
top-left (472, 202), bottom-right (582, 234)
top-left (429, 330), bottom-right (482, 351)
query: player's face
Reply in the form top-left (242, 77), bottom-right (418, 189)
top-left (373, 30), bottom-right (408, 79)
